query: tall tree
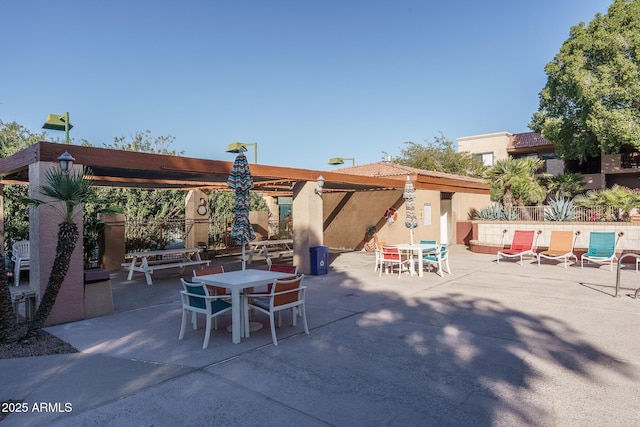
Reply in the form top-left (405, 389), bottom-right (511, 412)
top-left (530, 0), bottom-right (640, 160)
top-left (395, 133), bottom-right (487, 178)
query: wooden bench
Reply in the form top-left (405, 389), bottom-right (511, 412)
top-left (247, 239), bottom-right (293, 266)
top-left (122, 248), bottom-right (210, 285)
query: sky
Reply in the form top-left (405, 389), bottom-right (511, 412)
top-left (1, 0), bottom-right (613, 171)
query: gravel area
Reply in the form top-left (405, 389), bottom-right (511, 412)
top-left (0, 324), bottom-right (78, 360)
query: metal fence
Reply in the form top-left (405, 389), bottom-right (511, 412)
top-left (124, 217), bottom-right (293, 254)
top-left (508, 205), bottom-right (618, 222)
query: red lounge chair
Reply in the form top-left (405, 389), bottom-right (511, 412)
top-left (497, 230), bottom-right (536, 265)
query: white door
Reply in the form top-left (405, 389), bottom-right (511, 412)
top-left (440, 200), bottom-right (451, 245)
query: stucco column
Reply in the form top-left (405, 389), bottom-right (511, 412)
top-left (29, 161), bottom-right (84, 325)
top-left (99, 213), bottom-right (125, 271)
top-left (292, 181), bottom-right (323, 274)
top-left (185, 190), bottom-right (209, 249)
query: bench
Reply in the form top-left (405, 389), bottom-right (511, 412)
top-left (247, 239), bottom-right (294, 266)
top-left (122, 248), bottom-right (210, 285)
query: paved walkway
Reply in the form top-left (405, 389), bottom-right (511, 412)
top-left (2, 246), bottom-right (640, 426)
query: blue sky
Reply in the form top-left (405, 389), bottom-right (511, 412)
top-left (1, 0), bottom-right (612, 170)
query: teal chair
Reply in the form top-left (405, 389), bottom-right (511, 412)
top-left (178, 279), bottom-right (233, 349)
top-left (422, 243), bottom-right (451, 277)
top-left (419, 240), bottom-right (438, 258)
top-left (580, 232), bottom-right (618, 271)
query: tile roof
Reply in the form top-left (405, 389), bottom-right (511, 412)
top-left (508, 132), bottom-right (554, 150)
top-left (328, 162), bottom-right (484, 184)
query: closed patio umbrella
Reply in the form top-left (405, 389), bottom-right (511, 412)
top-left (403, 176), bottom-right (418, 245)
top-left (227, 151), bottom-right (256, 270)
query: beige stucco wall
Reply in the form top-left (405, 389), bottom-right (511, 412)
top-left (452, 192), bottom-right (492, 223)
top-left (457, 132), bottom-right (511, 164)
top-left (323, 188), bottom-right (442, 248)
top-left (292, 181), bottom-right (323, 274)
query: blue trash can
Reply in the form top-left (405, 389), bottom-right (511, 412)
top-left (310, 245), bottom-right (329, 275)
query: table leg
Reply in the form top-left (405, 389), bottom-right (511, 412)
top-left (141, 258), bottom-right (153, 285)
top-left (231, 288), bottom-right (241, 344)
top-left (127, 255), bottom-right (137, 280)
top-left (417, 251), bottom-right (424, 278)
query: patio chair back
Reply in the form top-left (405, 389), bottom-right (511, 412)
top-left (269, 264), bottom-right (298, 275)
top-left (547, 231), bottom-right (575, 254)
top-left (587, 232), bottom-right (616, 256)
top-left (510, 230), bottom-right (535, 251)
top-left (245, 274), bottom-right (309, 345)
top-left (194, 266), bottom-right (226, 296)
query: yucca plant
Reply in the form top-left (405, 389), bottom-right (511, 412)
top-left (544, 197), bottom-right (576, 221)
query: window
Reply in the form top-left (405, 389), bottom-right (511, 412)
top-left (474, 152), bottom-right (494, 166)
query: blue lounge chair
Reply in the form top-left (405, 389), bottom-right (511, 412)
top-left (580, 232), bottom-right (618, 271)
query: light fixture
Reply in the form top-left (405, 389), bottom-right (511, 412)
top-left (43, 112), bottom-right (73, 144)
top-left (226, 142), bottom-right (258, 163)
top-left (328, 157), bottom-right (355, 166)
top-left (57, 151), bottom-right (75, 173)
top-left (314, 175), bottom-right (325, 196)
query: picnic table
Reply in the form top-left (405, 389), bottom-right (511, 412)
top-left (247, 239), bottom-right (293, 265)
top-left (122, 248), bottom-right (210, 285)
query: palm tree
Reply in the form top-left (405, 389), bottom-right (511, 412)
top-left (23, 167), bottom-right (96, 339)
top-left (544, 173), bottom-right (585, 199)
top-left (0, 257), bottom-right (17, 344)
top-left (486, 157), bottom-right (545, 209)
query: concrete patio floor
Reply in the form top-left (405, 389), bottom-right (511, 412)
top-left (2, 245), bottom-right (640, 426)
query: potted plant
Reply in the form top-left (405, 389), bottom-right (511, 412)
top-left (363, 225), bottom-right (377, 252)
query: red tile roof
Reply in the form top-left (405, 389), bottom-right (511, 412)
top-left (328, 162), bottom-right (484, 184)
top-left (508, 132), bottom-right (554, 151)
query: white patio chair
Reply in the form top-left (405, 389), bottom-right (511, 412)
top-left (244, 274), bottom-right (309, 346)
top-left (11, 240), bottom-right (30, 287)
top-left (178, 278), bottom-right (233, 349)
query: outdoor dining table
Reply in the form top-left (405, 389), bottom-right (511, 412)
top-left (196, 269), bottom-right (295, 344)
top-left (394, 243), bottom-right (439, 277)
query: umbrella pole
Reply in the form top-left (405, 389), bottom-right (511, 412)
top-left (241, 244), bottom-right (246, 270)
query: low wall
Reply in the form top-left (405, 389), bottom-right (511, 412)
top-left (470, 221), bottom-right (640, 259)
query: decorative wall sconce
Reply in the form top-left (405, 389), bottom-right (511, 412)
top-left (314, 175), bottom-right (325, 196)
top-left (57, 151), bottom-right (75, 173)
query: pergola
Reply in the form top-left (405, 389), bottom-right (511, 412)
top-left (0, 141), bottom-right (488, 193)
top-left (0, 141), bottom-right (489, 325)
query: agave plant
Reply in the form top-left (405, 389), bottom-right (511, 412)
top-left (475, 203), bottom-right (505, 220)
top-left (544, 197), bottom-right (576, 221)
top-left (502, 207), bottom-right (518, 221)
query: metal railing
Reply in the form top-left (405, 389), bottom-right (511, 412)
top-left (507, 206), bottom-right (618, 222)
top-left (125, 218), bottom-right (239, 253)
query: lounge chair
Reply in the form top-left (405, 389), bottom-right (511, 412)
top-left (537, 231), bottom-right (578, 268)
top-left (581, 232), bottom-right (618, 271)
top-left (497, 230), bottom-right (536, 265)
